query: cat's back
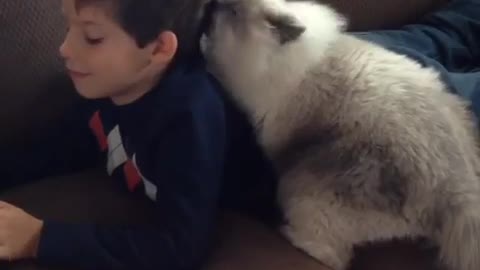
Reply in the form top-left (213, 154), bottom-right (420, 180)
top-left (311, 34), bottom-right (447, 102)
top-left (279, 33), bottom-right (479, 185)
top-left (300, 33), bottom-right (469, 135)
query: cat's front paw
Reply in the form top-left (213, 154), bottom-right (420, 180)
top-left (281, 224), bottom-right (352, 270)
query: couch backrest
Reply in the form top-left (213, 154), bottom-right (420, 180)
top-left (0, 0), bottom-right (448, 141)
top-left (0, 0), bottom-right (72, 142)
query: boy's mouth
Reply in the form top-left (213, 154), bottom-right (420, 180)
top-left (67, 69), bottom-right (90, 79)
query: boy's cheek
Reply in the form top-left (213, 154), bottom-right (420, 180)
top-left (71, 77), bottom-right (109, 99)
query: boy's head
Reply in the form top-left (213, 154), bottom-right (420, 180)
top-left (60, 0), bottom-right (207, 104)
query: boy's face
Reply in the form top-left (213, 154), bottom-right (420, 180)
top-left (60, 0), bottom-right (158, 104)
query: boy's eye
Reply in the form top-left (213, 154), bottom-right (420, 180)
top-left (85, 37), bottom-right (104, 45)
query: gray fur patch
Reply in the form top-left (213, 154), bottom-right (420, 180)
top-left (330, 143), bottom-right (408, 213)
top-left (273, 122), bottom-right (340, 174)
top-left (264, 12), bottom-right (305, 44)
top-left (274, 121), bottom-right (408, 213)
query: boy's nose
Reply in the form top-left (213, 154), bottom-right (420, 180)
top-left (59, 39), bottom-right (70, 60)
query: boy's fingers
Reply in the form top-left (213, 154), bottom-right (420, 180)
top-left (0, 246), bottom-right (11, 261)
top-left (0, 206), bottom-right (10, 217)
top-left (0, 201), bottom-right (13, 208)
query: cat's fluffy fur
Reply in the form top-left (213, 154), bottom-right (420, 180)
top-left (201, 0), bottom-right (480, 269)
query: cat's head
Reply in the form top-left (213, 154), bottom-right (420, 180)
top-left (200, 0), bottom-right (345, 89)
top-left (204, 0), bottom-right (307, 45)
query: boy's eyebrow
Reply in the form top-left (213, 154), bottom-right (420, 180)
top-left (60, 15), bottom-right (101, 25)
top-left (82, 20), bottom-right (101, 25)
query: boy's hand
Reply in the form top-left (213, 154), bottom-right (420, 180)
top-left (0, 201), bottom-right (43, 261)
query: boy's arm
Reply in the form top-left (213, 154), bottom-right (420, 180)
top-left (36, 99), bottom-right (227, 270)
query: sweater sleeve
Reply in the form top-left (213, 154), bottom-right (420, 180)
top-left (37, 96), bottom-right (227, 270)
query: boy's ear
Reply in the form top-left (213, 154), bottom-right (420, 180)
top-left (149, 31), bottom-right (178, 65)
top-left (264, 11), bottom-right (305, 45)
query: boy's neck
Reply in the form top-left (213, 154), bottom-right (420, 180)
top-left (111, 72), bottom-right (163, 106)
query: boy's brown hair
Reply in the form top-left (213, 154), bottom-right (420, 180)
top-left (75, 0), bottom-right (209, 61)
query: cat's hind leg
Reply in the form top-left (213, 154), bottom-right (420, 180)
top-left (278, 170), bottom-right (420, 270)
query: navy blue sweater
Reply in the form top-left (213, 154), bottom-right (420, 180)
top-left (1, 59), bottom-right (281, 269)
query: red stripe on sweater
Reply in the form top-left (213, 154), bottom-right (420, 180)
top-left (88, 111), bottom-right (108, 151)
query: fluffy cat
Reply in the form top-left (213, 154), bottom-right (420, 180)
top-left (201, 0), bottom-right (480, 269)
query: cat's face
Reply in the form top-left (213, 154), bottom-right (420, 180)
top-left (201, 0), bottom-right (305, 84)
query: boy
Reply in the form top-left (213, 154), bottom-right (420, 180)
top-left (0, 0), bottom-right (280, 269)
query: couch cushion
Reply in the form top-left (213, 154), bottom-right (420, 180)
top-left (0, 170), bottom-right (328, 270)
top-left (0, 171), bottom-right (439, 270)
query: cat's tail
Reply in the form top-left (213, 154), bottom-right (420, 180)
top-left (435, 199), bottom-right (480, 270)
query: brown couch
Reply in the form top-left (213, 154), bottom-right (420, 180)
top-left (0, 0), bottom-right (448, 269)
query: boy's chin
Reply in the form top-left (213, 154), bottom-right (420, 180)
top-left (74, 85), bottom-right (109, 100)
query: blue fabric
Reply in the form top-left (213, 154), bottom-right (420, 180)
top-left (353, 0), bottom-right (480, 121)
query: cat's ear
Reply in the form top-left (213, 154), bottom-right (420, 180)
top-left (264, 11), bottom-right (305, 45)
